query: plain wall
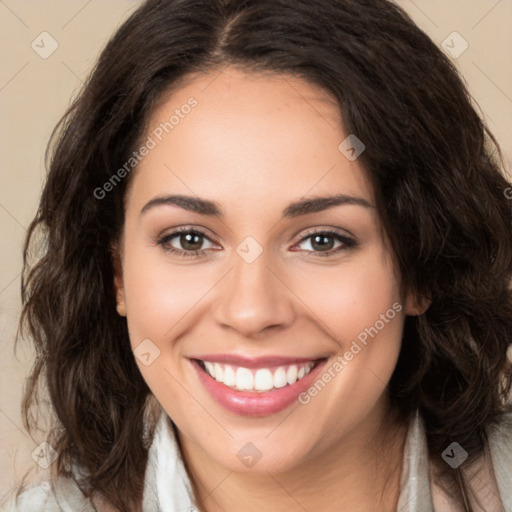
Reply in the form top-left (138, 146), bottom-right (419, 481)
top-left (1, 0), bottom-right (511, 501)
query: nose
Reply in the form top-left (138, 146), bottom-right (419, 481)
top-left (212, 248), bottom-right (296, 338)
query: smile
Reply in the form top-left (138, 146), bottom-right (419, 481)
top-left (190, 356), bottom-right (328, 416)
top-left (198, 360), bottom-right (316, 392)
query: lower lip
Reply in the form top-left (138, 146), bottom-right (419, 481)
top-left (191, 358), bottom-right (327, 417)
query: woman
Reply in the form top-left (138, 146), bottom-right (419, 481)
top-left (3, 0), bottom-right (512, 511)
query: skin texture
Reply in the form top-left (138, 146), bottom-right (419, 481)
top-left (114, 66), bottom-right (427, 512)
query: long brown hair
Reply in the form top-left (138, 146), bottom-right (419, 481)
top-left (13, 0), bottom-right (512, 510)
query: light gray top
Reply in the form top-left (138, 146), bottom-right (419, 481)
top-left (2, 406), bottom-right (511, 512)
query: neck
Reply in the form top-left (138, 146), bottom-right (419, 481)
top-left (177, 398), bottom-right (408, 512)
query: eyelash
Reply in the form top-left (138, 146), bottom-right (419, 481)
top-left (156, 226), bottom-right (357, 259)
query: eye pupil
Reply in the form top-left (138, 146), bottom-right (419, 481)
top-left (181, 233), bottom-right (202, 250)
top-left (311, 234), bottom-right (334, 251)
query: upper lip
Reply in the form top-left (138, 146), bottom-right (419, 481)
top-left (191, 354), bottom-right (325, 369)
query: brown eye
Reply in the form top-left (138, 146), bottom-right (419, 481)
top-left (294, 230), bottom-right (356, 257)
top-left (176, 232), bottom-right (204, 251)
top-left (157, 228), bottom-right (217, 257)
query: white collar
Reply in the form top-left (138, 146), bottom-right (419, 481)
top-left (142, 408), bottom-right (196, 511)
top-left (142, 406), bottom-right (512, 512)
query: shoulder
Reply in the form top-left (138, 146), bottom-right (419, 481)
top-left (437, 409), bottom-right (512, 511)
top-left (1, 482), bottom-right (59, 512)
top-left (406, 408), bottom-right (512, 512)
top-left (487, 410), bottom-right (512, 509)
top-left (1, 475), bottom-right (98, 512)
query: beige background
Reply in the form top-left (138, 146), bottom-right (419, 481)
top-left (1, 0), bottom-right (511, 502)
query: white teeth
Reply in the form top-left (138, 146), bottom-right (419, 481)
top-left (236, 367), bottom-right (254, 390)
top-left (205, 361), bottom-right (215, 376)
top-left (254, 369), bottom-right (274, 391)
top-left (286, 365), bottom-right (298, 385)
top-left (223, 365), bottom-right (236, 387)
top-left (201, 360), bottom-right (316, 392)
top-left (213, 362), bottom-right (224, 382)
top-left (273, 367), bottom-right (287, 388)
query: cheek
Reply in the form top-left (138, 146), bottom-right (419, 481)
top-left (121, 243), bottom-right (212, 346)
top-left (299, 294), bottom-right (404, 445)
top-left (292, 248), bottom-right (402, 350)
top-left (291, 249), bottom-right (404, 415)
top-left (120, 244), bottom-right (200, 419)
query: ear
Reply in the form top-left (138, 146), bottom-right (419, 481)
top-left (403, 290), bottom-right (431, 317)
top-left (111, 243), bottom-right (127, 317)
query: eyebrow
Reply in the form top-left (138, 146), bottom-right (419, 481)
top-left (140, 193), bottom-right (373, 218)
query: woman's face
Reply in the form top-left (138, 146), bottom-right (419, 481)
top-left (115, 66), bottom-right (420, 473)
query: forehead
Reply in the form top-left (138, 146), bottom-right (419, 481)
top-left (157, 66), bottom-right (341, 123)
top-left (126, 66), bottom-right (374, 214)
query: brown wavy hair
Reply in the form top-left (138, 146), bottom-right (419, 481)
top-left (11, 0), bottom-right (512, 510)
